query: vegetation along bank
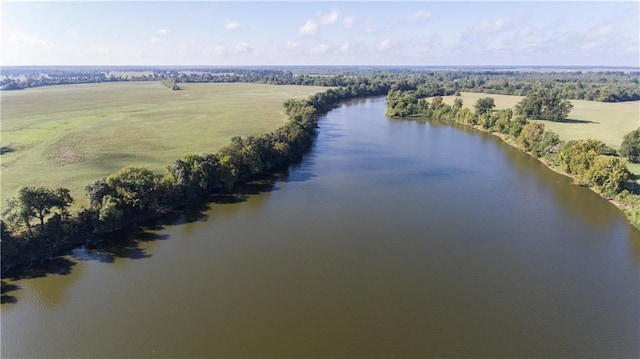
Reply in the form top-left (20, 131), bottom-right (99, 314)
top-left (386, 87), bottom-right (640, 229)
top-left (2, 67), bottom-right (639, 272)
top-left (0, 83), bottom-right (389, 272)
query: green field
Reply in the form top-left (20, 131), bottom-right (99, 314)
top-left (1, 82), bottom-right (326, 208)
top-left (441, 92), bottom-right (639, 149)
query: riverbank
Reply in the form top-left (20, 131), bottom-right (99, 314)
top-left (493, 131), bottom-right (629, 212)
top-left (1, 85), bottom-right (390, 274)
top-left (403, 112), bottom-right (640, 230)
top-left (5, 95), bottom-right (639, 358)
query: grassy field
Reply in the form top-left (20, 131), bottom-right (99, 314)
top-left (441, 92), bottom-right (639, 149)
top-left (1, 82), bottom-right (326, 208)
top-left (441, 92), bottom-right (640, 176)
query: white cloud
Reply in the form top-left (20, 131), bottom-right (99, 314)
top-left (150, 37), bottom-right (161, 44)
top-left (225, 20), bottom-right (240, 30)
top-left (340, 41), bottom-right (350, 52)
top-left (343, 16), bottom-right (356, 30)
top-left (310, 44), bottom-right (329, 55)
top-left (284, 40), bottom-right (299, 49)
top-left (410, 10), bottom-right (431, 22)
top-left (231, 42), bottom-right (253, 54)
top-left (156, 28), bottom-right (169, 35)
top-left (472, 18), bottom-right (511, 33)
top-left (320, 9), bottom-right (340, 25)
top-left (377, 39), bottom-right (390, 52)
top-left (213, 42), bottom-right (255, 56)
top-left (298, 20), bottom-right (318, 36)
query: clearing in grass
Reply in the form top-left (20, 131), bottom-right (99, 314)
top-left (1, 82), bottom-right (327, 208)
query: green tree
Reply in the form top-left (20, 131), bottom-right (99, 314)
top-left (2, 197), bottom-right (33, 237)
top-left (167, 154), bottom-right (206, 202)
top-left (508, 116), bottom-right (528, 139)
top-left (492, 109), bottom-right (513, 134)
top-left (518, 122), bottom-right (546, 153)
top-left (532, 131), bottom-right (561, 158)
top-left (620, 128), bottom-right (640, 163)
top-left (105, 166), bottom-right (160, 213)
top-left (85, 179), bottom-right (111, 209)
top-left (430, 96), bottom-right (444, 110)
top-left (1, 187), bottom-right (73, 238)
top-left (452, 98), bottom-right (463, 110)
top-left (515, 89), bottom-right (573, 122)
top-left (1, 220), bottom-right (20, 266)
top-left (98, 196), bottom-right (124, 225)
top-left (559, 139), bottom-right (606, 183)
top-left (586, 156), bottom-right (630, 196)
top-left (473, 97), bottom-right (495, 116)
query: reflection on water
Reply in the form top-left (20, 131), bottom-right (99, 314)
top-left (2, 97), bottom-right (639, 358)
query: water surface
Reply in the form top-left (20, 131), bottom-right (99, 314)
top-left (2, 97), bottom-right (639, 358)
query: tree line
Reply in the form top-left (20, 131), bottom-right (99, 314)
top-left (3, 66), bottom-right (639, 102)
top-left (386, 88), bottom-right (640, 227)
top-left (0, 84), bottom-right (382, 272)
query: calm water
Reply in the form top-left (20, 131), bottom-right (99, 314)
top-left (2, 97), bottom-right (639, 358)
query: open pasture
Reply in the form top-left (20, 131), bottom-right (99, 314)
top-left (1, 82), bottom-right (326, 208)
top-left (441, 92), bottom-right (639, 149)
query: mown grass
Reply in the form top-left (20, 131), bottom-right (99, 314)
top-left (441, 92), bottom-right (640, 177)
top-left (1, 82), bottom-right (326, 208)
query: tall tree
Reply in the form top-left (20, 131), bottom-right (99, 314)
top-left (515, 89), bottom-right (573, 122)
top-left (473, 97), bottom-right (495, 116)
top-left (1, 187), bottom-right (73, 237)
top-left (518, 122), bottom-right (546, 152)
top-left (620, 128), bottom-right (640, 163)
top-left (105, 166), bottom-right (160, 212)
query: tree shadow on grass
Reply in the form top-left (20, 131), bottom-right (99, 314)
top-left (555, 118), bottom-right (598, 124)
top-left (88, 152), bottom-right (158, 173)
top-left (626, 178), bottom-right (640, 196)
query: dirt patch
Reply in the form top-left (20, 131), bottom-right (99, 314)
top-left (55, 146), bottom-right (82, 165)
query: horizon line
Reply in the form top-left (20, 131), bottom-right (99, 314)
top-left (3, 64), bottom-right (639, 69)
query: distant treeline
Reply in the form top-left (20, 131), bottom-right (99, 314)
top-left (385, 88), bottom-right (640, 228)
top-left (2, 67), bottom-right (639, 102)
top-left (0, 84), bottom-right (386, 272)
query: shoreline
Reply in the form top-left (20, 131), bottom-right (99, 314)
top-left (416, 118), bottom-right (637, 227)
top-left (1, 88), bottom-right (388, 275)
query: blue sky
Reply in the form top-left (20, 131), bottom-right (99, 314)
top-left (2, 1), bottom-right (638, 66)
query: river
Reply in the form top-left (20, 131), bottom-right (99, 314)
top-left (2, 97), bottom-right (639, 358)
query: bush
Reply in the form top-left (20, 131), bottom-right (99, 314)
top-left (586, 156), bottom-right (630, 196)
